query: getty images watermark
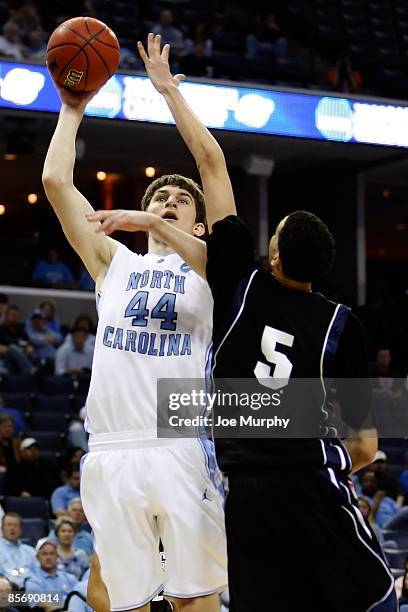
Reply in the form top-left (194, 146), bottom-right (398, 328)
top-left (167, 388), bottom-right (290, 430)
top-left (157, 378), bottom-right (406, 439)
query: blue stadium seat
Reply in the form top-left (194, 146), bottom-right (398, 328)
top-left (384, 548), bottom-right (408, 569)
top-left (37, 394), bottom-right (73, 413)
top-left (25, 430), bottom-right (66, 452)
top-left (21, 518), bottom-right (47, 545)
top-left (3, 496), bottom-right (48, 519)
top-left (400, 605), bottom-right (408, 612)
top-left (0, 393), bottom-right (33, 411)
top-left (383, 530), bottom-right (408, 549)
top-left (29, 412), bottom-right (69, 432)
top-left (42, 376), bottom-right (77, 395)
top-left (3, 374), bottom-right (38, 393)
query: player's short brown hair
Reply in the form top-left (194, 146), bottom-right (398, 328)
top-left (141, 174), bottom-right (206, 225)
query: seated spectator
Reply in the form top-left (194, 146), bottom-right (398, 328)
top-left (48, 498), bottom-right (93, 557)
top-left (67, 566), bottom-right (92, 612)
top-left (25, 309), bottom-right (60, 364)
top-left (327, 52), bottom-right (362, 94)
top-left (0, 21), bottom-right (25, 61)
top-left (0, 415), bottom-right (20, 476)
top-left (25, 28), bottom-right (47, 63)
top-left (51, 464), bottom-right (81, 517)
top-left (0, 513), bottom-right (37, 588)
top-left (0, 399), bottom-right (25, 436)
top-left (32, 248), bottom-right (75, 289)
top-left (369, 346), bottom-right (403, 398)
top-left (184, 22), bottom-right (213, 57)
top-left (360, 470), bottom-right (401, 529)
top-left (152, 9), bottom-right (185, 60)
top-left (8, 438), bottom-right (60, 498)
top-left (9, 1), bottom-right (43, 38)
top-left (0, 295), bottom-right (8, 326)
top-left (55, 327), bottom-right (94, 376)
top-left (77, 265), bottom-right (95, 292)
top-left (68, 410), bottom-right (88, 454)
top-left (54, 517), bottom-right (89, 579)
top-left (179, 40), bottom-right (213, 77)
top-left (357, 496), bottom-right (397, 549)
top-left (0, 305), bottom-right (34, 375)
top-left (0, 574), bottom-right (19, 612)
top-left (246, 12), bottom-right (288, 60)
top-left (25, 539), bottom-right (78, 609)
top-left (62, 316), bottom-right (95, 351)
top-left (39, 300), bottom-right (62, 340)
top-left (369, 449), bottom-right (403, 503)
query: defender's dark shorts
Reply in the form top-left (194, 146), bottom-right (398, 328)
top-left (225, 468), bottom-right (397, 612)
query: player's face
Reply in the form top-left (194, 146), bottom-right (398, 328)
top-left (268, 216), bottom-right (288, 270)
top-left (147, 186), bottom-right (205, 237)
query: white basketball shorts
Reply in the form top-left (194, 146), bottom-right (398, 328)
top-left (80, 431), bottom-right (228, 611)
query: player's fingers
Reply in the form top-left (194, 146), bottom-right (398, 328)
top-left (174, 74), bottom-right (186, 84)
top-left (162, 43), bottom-right (170, 62)
top-left (154, 34), bottom-right (162, 56)
top-left (147, 32), bottom-right (154, 57)
top-left (86, 211), bottom-right (106, 222)
top-left (137, 41), bottom-right (148, 63)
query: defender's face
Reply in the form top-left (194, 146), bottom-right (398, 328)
top-left (268, 216), bottom-right (288, 268)
top-left (147, 186), bottom-right (205, 237)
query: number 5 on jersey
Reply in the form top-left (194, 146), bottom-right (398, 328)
top-left (254, 326), bottom-right (294, 390)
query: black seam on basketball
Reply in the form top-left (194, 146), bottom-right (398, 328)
top-left (65, 24), bottom-right (111, 79)
top-left (84, 17), bottom-right (92, 36)
top-left (47, 42), bottom-right (83, 52)
top-left (54, 25), bottom-right (110, 86)
top-left (57, 47), bottom-right (86, 88)
top-left (88, 39), bottom-right (120, 50)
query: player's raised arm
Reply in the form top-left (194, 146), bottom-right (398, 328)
top-left (42, 87), bottom-right (118, 285)
top-left (138, 33), bottom-right (236, 233)
top-left (86, 209), bottom-right (207, 278)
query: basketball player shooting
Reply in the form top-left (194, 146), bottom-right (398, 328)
top-left (42, 37), bottom-right (227, 612)
top-left (90, 35), bottom-right (397, 612)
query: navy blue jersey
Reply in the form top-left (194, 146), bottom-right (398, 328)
top-left (206, 216), bottom-right (371, 474)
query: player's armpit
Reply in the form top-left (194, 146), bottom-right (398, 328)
top-left (344, 429), bottom-right (378, 473)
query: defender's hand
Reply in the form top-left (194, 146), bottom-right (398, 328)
top-left (137, 33), bottom-right (185, 95)
top-left (86, 210), bottom-right (158, 235)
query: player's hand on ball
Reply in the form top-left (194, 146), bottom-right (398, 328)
top-left (56, 83), bottom-right (99, 113)
top-left (137, 33), bottom-right (185, 94)
top-left (86, 210), bottom-right (157, 235)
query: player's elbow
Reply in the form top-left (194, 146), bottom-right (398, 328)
top-left (42, 173), bottom-right (71, 195)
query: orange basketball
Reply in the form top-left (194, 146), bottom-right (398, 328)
top-left (46, 17), bottom-right (121, 93)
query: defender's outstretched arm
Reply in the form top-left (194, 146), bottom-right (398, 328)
top-left (138, 34), bottom-right (236, 232)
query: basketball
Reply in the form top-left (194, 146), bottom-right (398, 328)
top-left (46, 17), bottom-right (121, 93)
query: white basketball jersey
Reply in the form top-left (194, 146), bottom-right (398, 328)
top-left (85, 244), bottom-right (213, 436)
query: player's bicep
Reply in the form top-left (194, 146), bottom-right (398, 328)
top-left (43, 181), bottom-right (118, 280)
top-left (198, 158), bottom-right (236, 232)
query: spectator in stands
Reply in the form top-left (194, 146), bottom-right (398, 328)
top-left (9, 437), bottom-right (60, 499)
top-left (55, 327), bottom-right (94, 376)
top-left (369, 449), bottom-right (403, 503)
top-left (25, 29), bottom-right (47, 63)
top-left (180, 22), bottom-right (213, 77)
top-left (0, 21), bottom-right (25, 61)
top-left (0, 305), bottom-right (34, 375)
top-left (246, 12), bottom-right (288, 60)
top-left (68, 410), bottom-right (88, 454)
top-left (0, 398), bottom-right (25, 436)
top-left (48, 498), bottom-right (93, 557)
top-left (369, 346), bottom-right (402, 398)
top-left (32, 248), bottom-right (75, 289)
top-left (8, 1), bottom-right (43, 38)
top-left (67, 566), bottom-right (92, 612)
top-left (327, 52), bottom-right (362, 94)
top-left (357, 496), bottom-right (398, 549)
top-left (0, 415), bottom-right (20, 476)
top-left (25, 539), bottom-right (78, 609)
top-left (62, 316), bottom-right (95, 352)
top-left (0, 295), bottom-right (8, 326)
top-left (0, 574), bottom-right (19, 612)
top-left (152, 9), bottom-right (185, 61)
top-left (360, 470), bottom-right (401, 529)
top-left (51, 464), bottom-right (80, 517)
top-left (25, 308), bottom-right (60, 364)
top-left (39, 300), bottom-right (62, 338)
top-left (0, 513), bottom-right (37, 588)
top-left (77, 264), bottom-right (95, 292)
top-left (54, 517), bottom-right (89, 579)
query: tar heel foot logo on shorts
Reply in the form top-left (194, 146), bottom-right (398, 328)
top-left (64, 69), bottom-right (84, 88)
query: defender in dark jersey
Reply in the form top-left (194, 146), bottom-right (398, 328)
top-left (86, 40), bottom-right (397, 612)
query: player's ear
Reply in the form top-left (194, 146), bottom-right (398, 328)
top-left (271, 252), bottom-right (281, 269)
top-left (193, 223), bottom-right (205, 237)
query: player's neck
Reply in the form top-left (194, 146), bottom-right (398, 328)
top-left (272, 270), bottom-right (312, 292)
top-left (148, 235), bottom-right (176, 256)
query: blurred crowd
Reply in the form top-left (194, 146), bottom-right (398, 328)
top-left (0, 0), bottom-right (365, 93)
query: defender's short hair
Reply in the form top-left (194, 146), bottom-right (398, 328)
top-left (278, 211), bottom-right (335, 282)
top-left (141, 174), bottom-right (206, 225)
